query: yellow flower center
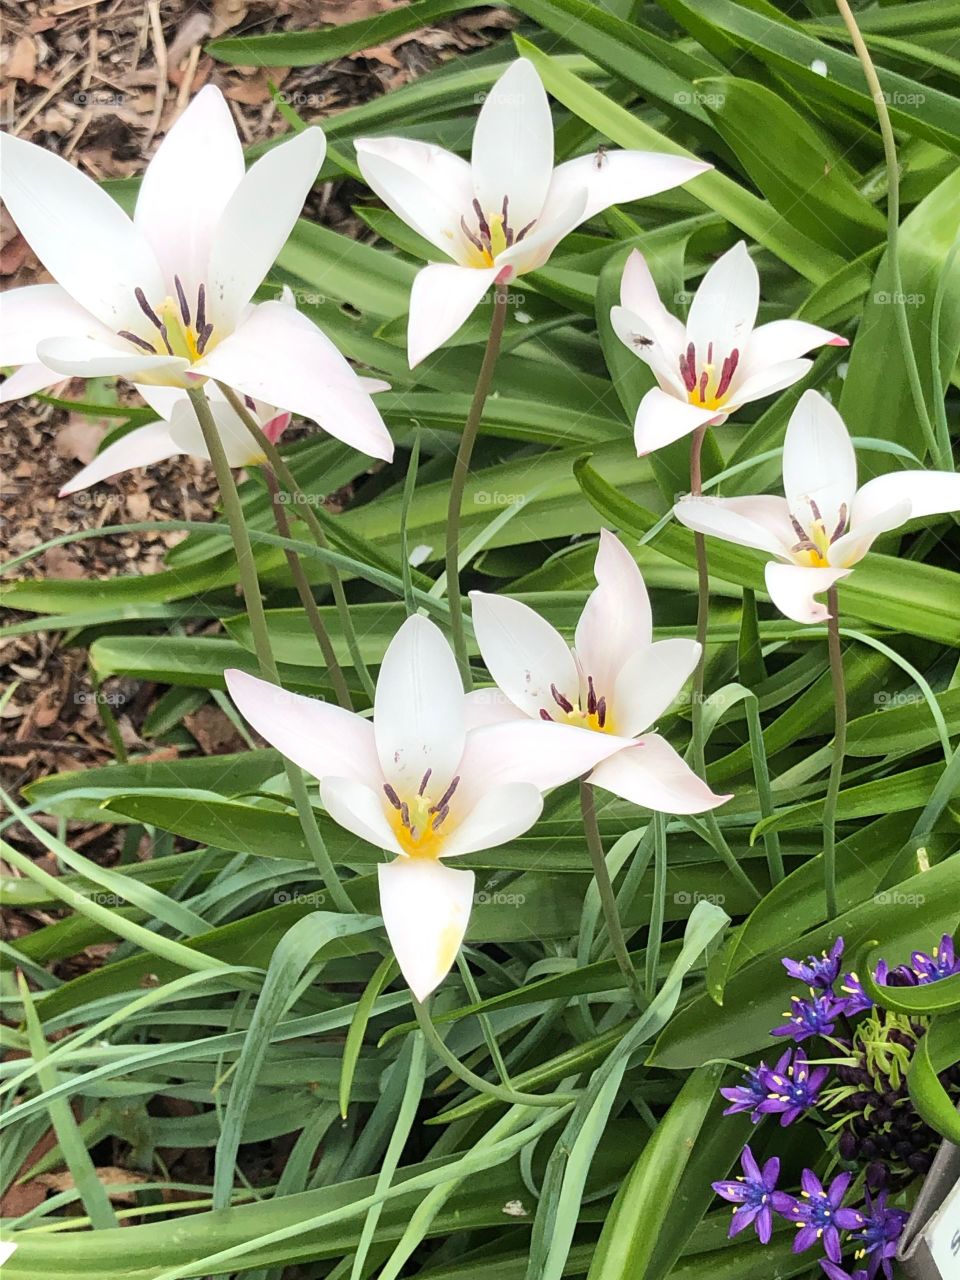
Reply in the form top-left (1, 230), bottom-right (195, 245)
top-left (118, 277), bottom-right (217, 383)
top-left (789, 498), bottom-right (848, 568)
top-left (540, 677), bottom-right (617, 735)
top-left (383, 772), bottom-right (459, 860)
top-left (457, 195), bottom-right (535, 269)
top-left (680, 341), bottom-right (740, 411)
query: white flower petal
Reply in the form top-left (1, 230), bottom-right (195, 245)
top-left (442, 782), bottom-right (543, 857)
top-left (355, 137), bottom-right (474, 262)
top-left (612, 638), bottom-right (702, 739)
top-left (469, 590), bottom-right (579, 720)
top-left (0, 131), bottom-right (164, 330)
top-left (588, 734), bottom-right (731, 814)
top-left (543, 151), bottom-right (710, 226)
top-left (575, 529), bottom-right (652, 694)
top-left (457, 718), bottom-right (626, 794)
top-left (739, 318), bottom-right (846, 379)
top-left (494, 190), bottom-right (586, 277)
top-left (207, 126), bottom-right (326, 326)
top-left (685, 241), bottom-right (758, 367)
top-left (321, 776), bottom-right (404, 856)
top-left (59, 420), bottom-right (182, 495)
top-left (36, 334), bottom-right (188, 381)
top-left (783, 390), bottom-right (857, 534)
top-left (0, 283), bottom-right (109, 367)
top-left (406, 261), bottom-right (500, 367)
top-left (225, 668), bottom-right (380, 784)
top-left (764, 562), bottom-right (850, 625)
top-left (828, 500), bottom-right (911, 568)
top-left (374, 615), bottom-right (465, 792)
top-left (378, 857), bottom-right (474, 1001)
top-left (0, 361), bottom-right (64, 403)
top-left (464, 687), bottom-right (528, 728)
top-left (633, 387), bottom-right (716, 456)
top-left (134, 85), bottom-right (245, 298)
top-left (472, 58), bottom-right (553, 234)
top-left (726, 357), bottom-right (813, 408)
top-left (193, 301), bottom-right (394, 461)
top-left (610, 304), bottom-right (686, 396)
top-left (673, 495), bottom-right (791, 557)
top-left (852, 470), bottom-right (960, 526)
top-left (164, 394), bottom-right (272, 468)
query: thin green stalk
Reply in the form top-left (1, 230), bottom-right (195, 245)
top-left (689, 425), bottom-right (710, 774)
top-left (456, 951), bottom-right (512, 1087)
top-left (411, 996), bottom-right (578, 1108)
top-left (580, 780), bottom-right (646, 1012)
top-left (188, 386), bottom-right (354, 916)
top-left (445, 284), bottom-right (509, 686)
top-left (644, 812), bottom-right (667, 1001)
top-left (823, 586), bottom-right (848, 918)
top-left (216, 381), bottom-right (376, 703)
top-left (262, 465), bottom-right (353, 711)
top-left (835, 0), bottom-right (939, 465)
top-left (745, 696), bottom-right (784, 884)
top-left (89, 667), bottom-right (128, 764)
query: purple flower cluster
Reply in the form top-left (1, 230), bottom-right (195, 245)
top-left (711, 933), bottom-right (958, 1278)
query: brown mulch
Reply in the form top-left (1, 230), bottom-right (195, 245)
top-left (1, 0), bottom-right (515, 799)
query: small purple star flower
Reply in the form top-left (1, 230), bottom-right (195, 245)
top-left (756, 1048), bottom-right (829, 1126)
top-left (720, 1063), bottom-right (769, 1122)
top-left (772, 991), bottom-right (841, 1042)
top-left (783, 937), bottom-right (845, 990)
top-left (711, 1145), bottom-right (787, 1244)
top-left (837, 970), bottom-right (874, 1015)
top-left (911, 934), bottom-right (960, 985)
top-left (850, 1189), bottom-right (909, 1280)
top-left (778, 1168), bottom-right (863, 1263)
top-left (820, 1264), bottom-right (868, 1280)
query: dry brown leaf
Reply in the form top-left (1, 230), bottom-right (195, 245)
top-left (4, 35), bottom-right (38, 83)
top-left (54, 416), bottom-right (107, 464)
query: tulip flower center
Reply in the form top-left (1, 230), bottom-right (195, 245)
top-left (383, 771), bottom-right (460, 859)
top-left (789, 497), bottom-right (848, 569)
top-left (118, 276), bottom-right (216, 380)
top-left (459, 196), bottom-right (534, 268)
top-left (538, 676), bottom-right (616, 734)
top-left (679, 340), bottom-right (740, 411)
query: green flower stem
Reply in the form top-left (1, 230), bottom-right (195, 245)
top-left (187, 385), bottom-right (354, 916)
top-left (411, 994), bottom-right (578, 1108)
top-left (580, 780), bottom-right (646, 1012)
top-left (644, 812), bottom-right (667, 1001)
top-left (687, 427), bottom-right (760, 900)
top-left (835, 0), bottom-right (939, 465)
top-left (262, 465), bottom-right (353, 712)
top-left (823, 585), bottom-right (848, 918)
top-left (446, 284), bottom-right (510, 687)
top-left (689, 424), bottom-right (710, 774)
top-left (216, 381), bottom-right (376, 704)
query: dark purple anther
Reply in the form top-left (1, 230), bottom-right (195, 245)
top-left (716, 348), bottom-right (739, 399)
top-left (174, 275), bottom-right (191, 325)
top-left (472, 198), bottom-right (492, 246)
top-left (134, 286), bottom-right (163, 330)
top-left (586, 675), bottom-right (597, 716)
top-left (539, 709), bottom-right (554, 721)
top-left (551, 683), bottom-right (574, 714)
top-left (118, 330), bottom-right (157, 354)
top-left (430, 775), bottom-right (460, 814)
top-left (418, 768), bottom-right (432, 797)
top-left (196, 282), bottom-right (207, 333)
top-left (596, 696), bottom-right (607, 728)
top-left (383, 783), bottom-right (403, 810)
top-left (698, 369), bottom-right (709, 403)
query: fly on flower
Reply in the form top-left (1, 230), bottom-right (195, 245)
top-left (0, 86), bottom-right (393, 462)
top-left (225, 615), bottom-right (615, 1002)
top-left (612, 242), bottom-right (847, 456)
top-left (469, 530), bottom-right (730, 814)
top-left (355, 58), bottom-right (711, 366)
top-left (673, 390), bottom-right (960, 623)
